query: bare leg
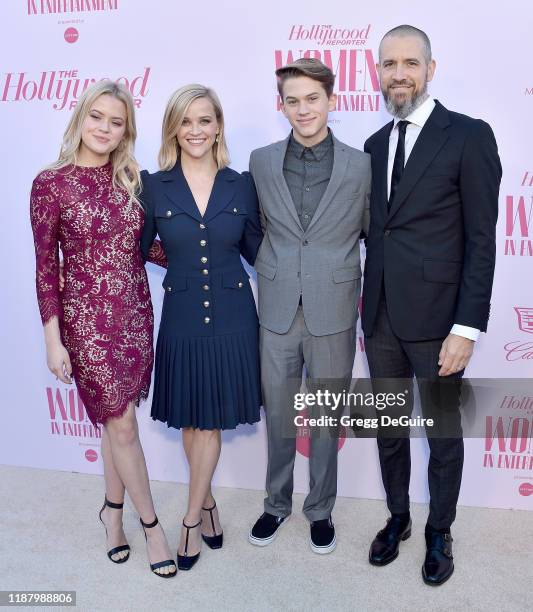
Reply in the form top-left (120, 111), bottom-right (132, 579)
top-left (103, 403), bottom-right (176, 575)
top-left (182, 428), bottom-right (221, 537)
top-left (102, 427), bottom-right (125, 500)
top-left (100, 428), bottom-right (129, 561)
top-left (178, 428), bottom-right (222, 555)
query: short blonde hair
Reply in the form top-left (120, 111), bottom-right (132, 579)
top-left (47, 80), bottom-right (141, 202)
top-left (158, 84), bottom-right (230, 171)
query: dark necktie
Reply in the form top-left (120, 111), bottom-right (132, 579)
top-left (389, 120), bottom-right (409, 209)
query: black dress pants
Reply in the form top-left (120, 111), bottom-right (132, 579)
top-left (365, 295), bottom-right (464, 530)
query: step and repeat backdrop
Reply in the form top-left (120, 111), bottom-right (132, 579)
top-left (1, 1), bottom-right (531, 510)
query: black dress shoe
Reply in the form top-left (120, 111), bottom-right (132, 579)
top-left (310, 516), bottom-right (336, 554)
top-left (422, 530), bottom-right (454, 586)
top-left (369, 515), bottom-right (412, 566)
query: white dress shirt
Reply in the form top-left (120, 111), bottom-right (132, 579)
top-left (387, 96), bottom-right (479, 342)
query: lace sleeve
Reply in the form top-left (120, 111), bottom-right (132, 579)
top-left (30, 172), bottom-right (61, 325)
top-left (146, 239), bottom-right (168, 268)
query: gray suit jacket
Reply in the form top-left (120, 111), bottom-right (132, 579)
top-left (250, 133), bottom-right (371, 336)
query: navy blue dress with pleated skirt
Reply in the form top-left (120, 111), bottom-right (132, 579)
top-left (140, 163), bottom-right (263, 430)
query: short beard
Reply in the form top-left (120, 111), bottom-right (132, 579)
top-left (383, 86), bottom-right (429, 119)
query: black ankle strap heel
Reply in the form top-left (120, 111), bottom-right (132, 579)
top-left (177, 519), bottom-right (202, 571)
top-left (140, 516), bottom-right (159, 530)
top-left (140, 515), bottom-right (177, 578)
top-left (98, 497), bottom-right (130, 564)
top-left (201, 501), bottom-right (224, 550)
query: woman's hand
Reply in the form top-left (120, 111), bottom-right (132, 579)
top-left (43, 316), bottom-right (72, 384)
top-left (46, 340), bottom-right (73, 384)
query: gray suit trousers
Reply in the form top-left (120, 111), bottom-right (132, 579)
top-left (260, 306), bottom-right (356, 522)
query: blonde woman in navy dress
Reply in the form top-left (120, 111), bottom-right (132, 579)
top-left (140, 85), bottom-right (262, 570)
top-left (30, 81), bottom-right (176, 577)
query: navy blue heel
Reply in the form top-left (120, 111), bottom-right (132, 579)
top-left (99, 497), bottom-right (130, 564)
top-left (177, 519), bottom-right (202, 570)
top-left (140, 516), bottom-right (177, 578)
top-left (201, 502), bottom-right (223, 549)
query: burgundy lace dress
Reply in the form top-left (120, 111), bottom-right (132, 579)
top-left (30, 162), bottom-right (166, 426)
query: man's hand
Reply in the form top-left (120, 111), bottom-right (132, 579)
top-left (438, 334), bottom-right (474, 376)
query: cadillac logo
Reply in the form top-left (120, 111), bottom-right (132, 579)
top-left (514, 307), bottom-right (533, 334)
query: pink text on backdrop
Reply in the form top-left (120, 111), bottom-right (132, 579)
top-left (1, 67), bottom-right (150, 110)
top-left (46, 387), bottom-right (101, 439)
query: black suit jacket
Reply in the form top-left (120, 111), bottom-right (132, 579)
top-left (362, 100), bottom-right (502, 341)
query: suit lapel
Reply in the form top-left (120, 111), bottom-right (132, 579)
top-left (372, 123), bottom-right (392, 219)
top-left (388, 101), bottom-right (451, 220)
top-left (270, 136), bottom-right (304, 232)
top-left (305, 136), bottom-right (349, 233)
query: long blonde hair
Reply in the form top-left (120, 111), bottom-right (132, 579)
top-left (158, 84), bottom-right (230, 171)
top-left (47, 80), bottom-right (141, 201)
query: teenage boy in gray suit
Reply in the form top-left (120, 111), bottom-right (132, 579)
top-left (248, 58), bottom-right (371, 553)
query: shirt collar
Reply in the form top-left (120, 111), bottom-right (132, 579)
top-left (393, 96), bottom-right (435, 130)
top-left (288, 128), bottom-right (333, 161)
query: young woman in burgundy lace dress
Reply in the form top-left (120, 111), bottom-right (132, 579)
top-left (30, 81), bottom-right (176, 578)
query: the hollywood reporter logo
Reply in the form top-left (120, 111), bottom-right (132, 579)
top-left (1, 67), bottom-right (151, 110)
top-left (275, 23), bottom-right (380, 112)
top-left (289, 24), bottom-right (371, 47)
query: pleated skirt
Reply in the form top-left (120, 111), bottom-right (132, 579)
top-left (151, 327), bottom-right (262, 430)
